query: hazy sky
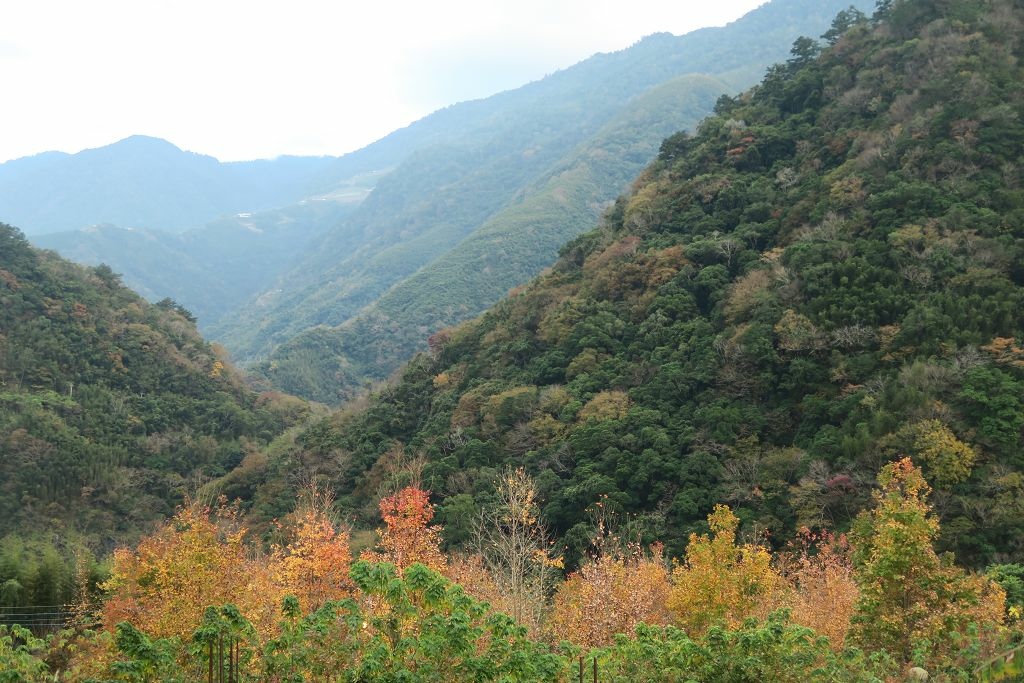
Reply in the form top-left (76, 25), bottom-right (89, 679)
top-left (2, 0), bottom-right (766, 163)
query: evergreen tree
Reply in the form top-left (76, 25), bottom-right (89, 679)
top-left (850, 458), bottom-right (1005, 671)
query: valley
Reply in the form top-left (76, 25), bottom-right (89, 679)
top-left (1, 0), bottom-right (1023, 679)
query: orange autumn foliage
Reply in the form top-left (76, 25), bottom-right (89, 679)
top-left (269, 505), bottom-right (353, 613)
top-left (361, 486), bottom-right (446, 572)
top-left (446, 553), bottom-right (511, 615)
top-left (102, 503), bottom-right (268, 640)
top-left (550, 545), bottom-right (671, 648)
top-left (102, 499), bottom-right (354, 643)
top-left (782, 528), bottom-right (858, 649)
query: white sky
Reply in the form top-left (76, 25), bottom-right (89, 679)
top-left (1, 0), bottom-right (766, 163)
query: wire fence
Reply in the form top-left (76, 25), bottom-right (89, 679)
top-left (0, 604), bottom-right (74, 633)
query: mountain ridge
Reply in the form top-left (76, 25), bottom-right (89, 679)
top-left (33, 198), bottom-right (360, 328)
top-left (0, 137), bottom-right (341, 235)
top-left (0, 222), bottom-right (309, 547)
top-left (226, 0), bottom-right (1024, 575)
top-left (214, 0), bottom-right (873, 401)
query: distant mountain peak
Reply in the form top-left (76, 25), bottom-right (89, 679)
top-left (110, 134), bottom-right (182, 150)
top-left (0, 135), bottom-right (341, 235)
top-left (97, 135), bottom-right (192, 158)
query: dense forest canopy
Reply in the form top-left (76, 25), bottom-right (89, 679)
top-left (0, 222), bottom-right (309, 604)
top-left (229, 0), bottom-right (1024, 575)
top-left (4, 0), bottom-right (1024, 679)
top-left (208, 0), bottom-right (873, 403)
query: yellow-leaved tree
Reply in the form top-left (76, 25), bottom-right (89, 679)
top-left (102, 502), bottom-right (268, 640)
top-left (102, 495), bottom-right (354, 643)
top-left (667, 505), bottom-right (782, 635)
top-left (269, 491), bottom-right (353, 614)
top-left (880, 419), bottom-right (977, 487)
top-left (849, 458), bottom-right (1007, 671)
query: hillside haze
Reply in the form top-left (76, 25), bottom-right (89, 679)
top-left (33, 199), bottom-right (361, 330)
top-left (0, 135), bottom-right (339, 235)
top-left (212, 0), bottom-right (874, 403)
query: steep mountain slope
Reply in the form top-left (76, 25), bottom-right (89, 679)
top-left (33, 198), bottom-right (359, 328)
top-left (233, 0), bottom-right (1024, 570)
top-left (0, 223), bottom-right (309, 547)
top-left (259, 73), bottom-right (730, 401)
top-left (214, 0), bottom-right (874, 396)
top-left (0, 136), bottom-right (338, 235)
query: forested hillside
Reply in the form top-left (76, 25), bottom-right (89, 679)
top-left (33, 198), bottom-right (359, 329)
top-left (238, 0), bottom-right (1024, 575)
top-left (258, 74), bottom-right (730, 401)
top-left (213, 0), bottom-right (873, 402)
top-left (0, 136), bottom-right (338, 235)
top-left (5, 2), bottom-right (1024, 680)
top-left (0, 223), bottom-right (309, 549)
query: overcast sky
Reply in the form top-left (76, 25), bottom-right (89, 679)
top-left (2, 0), bottom-right (766, 163)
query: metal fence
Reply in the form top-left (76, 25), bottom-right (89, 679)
top-left (0, 604), bottom-right (73, 633)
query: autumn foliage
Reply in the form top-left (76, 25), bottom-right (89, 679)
top-left (102, 498), bottom-right (353, 643)
top-left (360, 486), bottom-right (446, 572)
top-left (471, 469), bottom-right (560, 637)
top-left (782, 528), bottom-right (858, 649)
top-left (849, 458), bottom-right (1007, 669)
top-left (550, 544), bottom-right (671, 647)
top-left (269, 500), bottom-right (353, 613)
top-left (667, 504), bottom-right (783, 635)
top-left (39, 459), bottom-right (1023, 680)
top-left (102, 503), bottom-right (260, 641)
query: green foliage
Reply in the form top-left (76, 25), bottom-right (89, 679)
top-left (596, 611), bottom-right (893, 682)
top-left (101, 562), bottom-right (569, 682)
top-left (849, 459), bottom-right (1005, 673)
top-left (0, 534), bottom-right (104, 611)
top-left (261, 595), bottom-right (364, 682)
top-left (0, 625), bottom-right (50, 682)
top-left (91, 565), bottom-right (908, 681)
top-left (976, 642), bottom-right (1024, 683)
top-left (109, 622), bottom-right (184, 683)
top-left (959, 367), bottom-right (1024, 455)
top-left (0, 222), bottom-right (305, 545)
top-left (230, 0), bottom-right (1024, 578)
top-left (822, 6), bottom-right (868, 44)
top-left (988, 564), bottom-right (1024, 614)
top-left (189, 604), bottom-right (258, 679)
top-left (338, 561), bottom-right (569, 682)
